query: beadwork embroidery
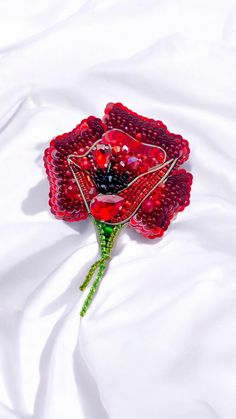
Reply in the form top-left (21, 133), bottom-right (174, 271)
top-left (44, 103), bottom-right (192, 316)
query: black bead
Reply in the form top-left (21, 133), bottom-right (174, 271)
top-left (93, 168), bottom-right (129, 194)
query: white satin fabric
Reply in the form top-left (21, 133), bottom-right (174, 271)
top-left (1, 1), bottom-right (236, 418)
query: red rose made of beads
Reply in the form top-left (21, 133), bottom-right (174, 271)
top-left (44, 103), bottom-right (192, 316)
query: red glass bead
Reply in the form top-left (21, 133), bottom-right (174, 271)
top-left (79, 157), bottom-right (91, 170)
top-left (141, 198), bottom-right (155, 214)
top-left (155, 199), bottom-right (161, 207)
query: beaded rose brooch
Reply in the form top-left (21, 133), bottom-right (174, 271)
top-left (44, 103), bottom-right (192, 316)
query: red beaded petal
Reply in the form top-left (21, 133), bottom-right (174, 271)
top-left (44, 116), bottom-right (105, 221)
top-left (103, 103), bottom-right (190, 167)
top-left (129, 169), bottom-right (193, 239)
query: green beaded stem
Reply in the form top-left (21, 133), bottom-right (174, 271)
top-left (80, 220), bottom-right (123, 316)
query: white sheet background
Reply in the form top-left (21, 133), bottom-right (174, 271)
top-left (1, 1), bottom-right (236, 418)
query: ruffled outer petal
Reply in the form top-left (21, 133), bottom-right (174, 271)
top-left (43, 117), bottom-right (106, 221)
top-left (130, 169), bottom-right (193, 239)
top-left (103, 102), bottom-right (190, 167)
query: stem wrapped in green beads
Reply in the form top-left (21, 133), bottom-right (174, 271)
top-left (80, 220), bottom-right (123, 316)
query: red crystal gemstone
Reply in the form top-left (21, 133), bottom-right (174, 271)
top-left (93, 144), bottom-right (111, 169)
top-left (90, 194), bottom-right (124, 221)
